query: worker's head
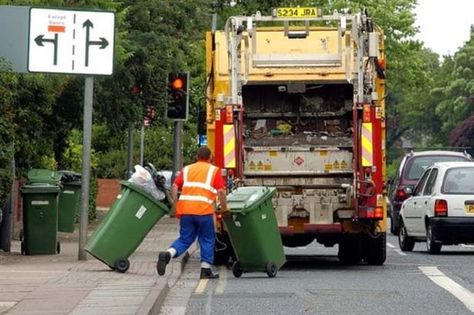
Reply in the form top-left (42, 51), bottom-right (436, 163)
top-left (196, 146), bottom-right (212, 162)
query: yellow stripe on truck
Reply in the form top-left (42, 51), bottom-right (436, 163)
top-left (223, 124), bottom-right (236, 168)
top-left (361, 123), bottom-right (373, 167)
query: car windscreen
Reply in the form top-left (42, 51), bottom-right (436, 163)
top-left (406, 155), bottom-right (468, 180)
top-left (442, 167), bottom-right (474, 194)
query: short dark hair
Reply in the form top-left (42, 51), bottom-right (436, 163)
top-left (197, 146), bottom-right (212, 160)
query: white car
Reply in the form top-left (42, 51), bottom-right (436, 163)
top-left (398, 161), bottom-right (474, 254)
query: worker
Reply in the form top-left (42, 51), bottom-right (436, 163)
top-left (157, 146), bottom-right (228, 279)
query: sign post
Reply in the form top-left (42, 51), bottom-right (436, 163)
top-left (79, 76), bottom-right (94, 260)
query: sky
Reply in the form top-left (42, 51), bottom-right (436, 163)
top-left (415, 0), bottom-right (474, 56)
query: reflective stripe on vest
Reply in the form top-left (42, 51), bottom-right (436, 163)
top-left (176, 162), bottom-right (219, 216)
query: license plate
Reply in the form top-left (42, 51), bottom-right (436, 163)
top-left (276, 7), bottom-right (319, 18)
top-left (465, 204), bottom-right (474, 213)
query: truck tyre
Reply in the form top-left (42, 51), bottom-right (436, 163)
top-left (338, 235), bottom-right (361, 265)
top-left (398, 219), bottom-right (415, 252)
top-left (365, 233), bottom-right (386, 265)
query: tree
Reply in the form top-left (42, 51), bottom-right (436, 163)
top-left (433, 26), bottom-right (474, 139)
top-left (449, 114), bottom-right (474, 155)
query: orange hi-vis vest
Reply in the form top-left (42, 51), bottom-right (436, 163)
top-left (176, 161), bottom-right (219, 216)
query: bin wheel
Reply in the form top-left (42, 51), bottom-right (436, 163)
top-left (114, 258), bottom-right (130, 273)
top-left (265, 262), bottom-right (277, 278)
top-left (20, 241), bottom-right (25, 255)
top-left (232, 261), bottom-right (242, 278)
top-left (56, 242), bottom-right (61, 254)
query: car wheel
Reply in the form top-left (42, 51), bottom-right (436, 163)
top-left (398, 219), bottom-right (415, 252)
top-left (391, 213), bottom-right (399, 236)
top-left (426, 223), bottom-right (442, 254)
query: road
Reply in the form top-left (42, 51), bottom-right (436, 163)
top-left (160, 233), bottom-right (474, 315)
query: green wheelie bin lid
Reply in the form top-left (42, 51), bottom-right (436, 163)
top-left (227, 186), bottom-right (276, 214)
top-left (21, 183), bottom-right (61, 194)
top-left (27, 169), bottom-right (62, 185)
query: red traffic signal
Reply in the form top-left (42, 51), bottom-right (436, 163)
top-left (167, 73), bottom-right (189, 121)
top-left (170, 78), bottom-right (184, 90)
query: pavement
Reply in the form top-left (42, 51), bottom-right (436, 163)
top-left (0, 212), bottom-right (196, 315)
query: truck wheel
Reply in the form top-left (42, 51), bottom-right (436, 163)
top-left (338, 235), bottom-right (361, 265)
top-left (114, 258), bottom-right (130, 273)
top-left (232, 261), bottom-right (242, 278)
top-left (265, 262), bottom-right (277, 278)
top-left (398, 219), bottom-right (415, 252)
top-left (365, 233), bottom-right (386, 265)
top-left (426, 224), bottom-right (442, 254)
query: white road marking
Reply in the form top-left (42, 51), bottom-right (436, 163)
top-left (0, 302), bottom-right (16, 307)
top-left (461, 244), bottom-right (474, 248)
top-left (419, 266), bottom-right (474, 312)
top-left (394, 249), bottom-right (407, 256)
top-left (194, 279), bottom-right (209, 294)
top-left (215, 266), bottom-right (227, 295)
top-left (388, 242), bottom-right (407, 256)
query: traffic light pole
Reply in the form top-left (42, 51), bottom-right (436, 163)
top-left (172, 121), bottom-right (183, 183)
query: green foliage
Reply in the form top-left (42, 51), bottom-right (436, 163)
top-left (433, 28), bottom-right (474, 138)
top-left (61, 129), bottom-right (98, 171)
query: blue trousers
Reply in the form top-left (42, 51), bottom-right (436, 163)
top-left (170, 214), bottom-right (215, 264)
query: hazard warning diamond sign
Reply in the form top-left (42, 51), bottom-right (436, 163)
top-left (294, 156), bottom-right (304, 166)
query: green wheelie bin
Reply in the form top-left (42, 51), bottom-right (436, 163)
top-left (85, 181), bottom-right (169, 273)
top-left (21, 183), bottom-right (61, 255)
top-left (57, 171), bottom-right (82, 233)
top-left (223, 186), bottom-right (286, 278)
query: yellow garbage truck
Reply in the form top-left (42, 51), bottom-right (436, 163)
top-left (206, 7), bottom-right (387, 265)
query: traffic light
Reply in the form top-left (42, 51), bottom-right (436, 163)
top-left (166, 72), bottom-right (189, 121)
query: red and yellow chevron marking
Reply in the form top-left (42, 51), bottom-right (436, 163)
top-left (361, 122), bottom-right (373, 167)
top-left (223, 124), bottom-right (236, 168)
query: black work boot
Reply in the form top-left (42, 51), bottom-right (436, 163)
top-left (157, 251), bottom-right (171, 276)
top-left (200, 268), bottom-right (219, 279)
